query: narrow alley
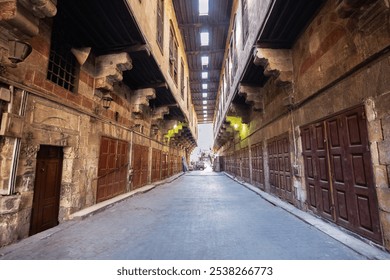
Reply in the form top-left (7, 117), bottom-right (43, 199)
top-left (1, 170), bottom-right (387, 260)
top-left (1, 1), bottom-right (390, 271)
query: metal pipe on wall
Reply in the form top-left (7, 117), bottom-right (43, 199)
top-left (7, 89), bottom-right (28, 195)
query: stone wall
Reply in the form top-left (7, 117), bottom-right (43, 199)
top-left (217, 0), bottom-right (390, 250)
top-left (0, 1), bottom-right (188, 247)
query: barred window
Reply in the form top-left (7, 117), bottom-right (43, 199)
top-left (157, 0), bottom-right (164, 52)
top-left (169, 24), bottom-right (178, 85)
top-left (47, 34), bottom-right (78, 92)
top-left (187, 77), bottom-right (190, 110)
top-left (242, 0), bottom-right (249, 45)
top-left (180, 59), bottom-right (185, 99)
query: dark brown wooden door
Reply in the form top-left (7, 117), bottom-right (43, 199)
top-left (151, 149), bottom-right (162, 182)
top-left (242, 147), bottom-right (250, 182)
top-left (161, 153), bottom-right (168, 179)
top-left (251, 143), bottom-right (265, 190)
top-left (30, 145), bottom-right (63, 235)
top-left (177, 155), bottom-right (182, 173)
top-left (268, 134), bottom-right (293, 203)
top-left (302, 106), bottom-right (382, 243)
top-left (97, 137), bottom-right (129, 203)
top-left (219, 156), bottom-right (225, 171)
top-left (169, 154), bottom-right (174, 176)
top-left (132, 144), bottom-right (149, 189)
top-left (234, 150), bottom-right (240, 177)
top-left (141, 146), bottom-right (149, 185)
top-left (302, 122), bottom-right (333, 220)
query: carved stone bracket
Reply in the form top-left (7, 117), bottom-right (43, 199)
top-left (151, 106), bottom-right (169, 122)
top-left (228, 103), bottom-right (250, 124)
top-left (95, 52), bottom-right (133, 92)
top-left (161, 120), bottom-right (178, 136)
top-left (254, 48), bottom-right (293, 87)
top-left (0, 0), bottom-right (57, 38)
top-left (216, 122), bottom-right (234, 146)
top-left (28, 0), bottom-right (57, 18)
top-left (239, 84), bottom-right (264, 111)
top-left (131, 88), bottom-right (156, 118)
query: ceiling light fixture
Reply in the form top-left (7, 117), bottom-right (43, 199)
top-left (200, 32), bottom-right (209, 46)
top-left (201, 56), bottom-right (209, 67)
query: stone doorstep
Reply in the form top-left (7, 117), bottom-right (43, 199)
top-left (223, 172), bottom-right (390, 260)
top-left (69, 172), bottom-right (184, 220)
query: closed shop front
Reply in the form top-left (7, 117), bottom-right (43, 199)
top-left (97, 137), bottom-right (129, 203)
top-left (161, 153), bottom-right (168, 179)
top-left (301, 106), bottom-right (382, 243)
top-left (151, 148), bottom-right (162, 182)
top-left (241, 147), bottom-right (250, 182)
top-left (251, 142), bottom-right (265, 190)
top-left (132, 144), bottom-right (149, 189)
top-left (268, 133), bottom-right (293, 203)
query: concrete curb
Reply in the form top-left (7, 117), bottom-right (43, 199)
top-left (223, 172), bottom-right (390, 260)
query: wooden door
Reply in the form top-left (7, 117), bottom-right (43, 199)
top-left (169, 154), bottom-right (174, 176)
top-left (97, 137), bottom-right (129, 202)
top-left (302, 122), bottom-right (333, 220)
top-left (161, 153), bottom-right (168, 179)
top-left (242, 147), bottom-right (250, 182)
top-left (132, 144), bottom-right (149, 189)
top-left (151, 149), bottom-right (161, 182)
top-left (177, 155), bottom-right (182, 173)
top-left (302, 106), bottom-right (382, 243)
top-left (30, 145), bottom-right (63, 235)
top-left (251, 143), bottom-right (265, 190)
top-left (234, 150), bottom-right (240, 177)
top-left (268, 134), bottom-right (293, 203)
top-left (140, 145), bottom-right (149, 186)
top-left (219, 156), bottom-right (225, 171)
top-left (132, 144), bottom-right (142, 189)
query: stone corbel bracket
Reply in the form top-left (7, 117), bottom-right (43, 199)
top-left (217, 124), bottom-right (233, 144)
top-left (29, 0), bottom-right (57, 19)
top-left (161, 120), bottom-right (178, 136)
top-left (131, 88), bottom-right (156, 118)
top-left (151, 106), bottom-right (169, 122)
top-left (239, 84), bottom-right (264, 111)
top-left (150, 107), bottom-right (169, 136)
top-left (254, 48), bottom-right (293, 88)
top-left (95, 52), bottom-right (132, 92)
top-left (0, 0), bottom-right (57, 38)
top-left (228, 103), bottom-right (250, 124)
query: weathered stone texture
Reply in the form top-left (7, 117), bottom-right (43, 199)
top-left (377, 116), bottom-right (390, 175)
top-left (0, 213), bottom-right (19, 246)
top-left (0, 194), bottom-right (21, 215)
top-left (380, 211), bottom-right (390, 249)
top-left (294, 0), bottom-right (390, 104)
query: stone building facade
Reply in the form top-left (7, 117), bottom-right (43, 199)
top-left (214, 0), bottom-right (390, 251)
top-left (0, 0), bottom-right (197, 246)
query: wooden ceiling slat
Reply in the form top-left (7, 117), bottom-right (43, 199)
top-left (173, 0), bottom-right (233, 123)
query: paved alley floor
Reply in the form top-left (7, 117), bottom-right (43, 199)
top-left (0, 171), bottom-right (386, 260)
